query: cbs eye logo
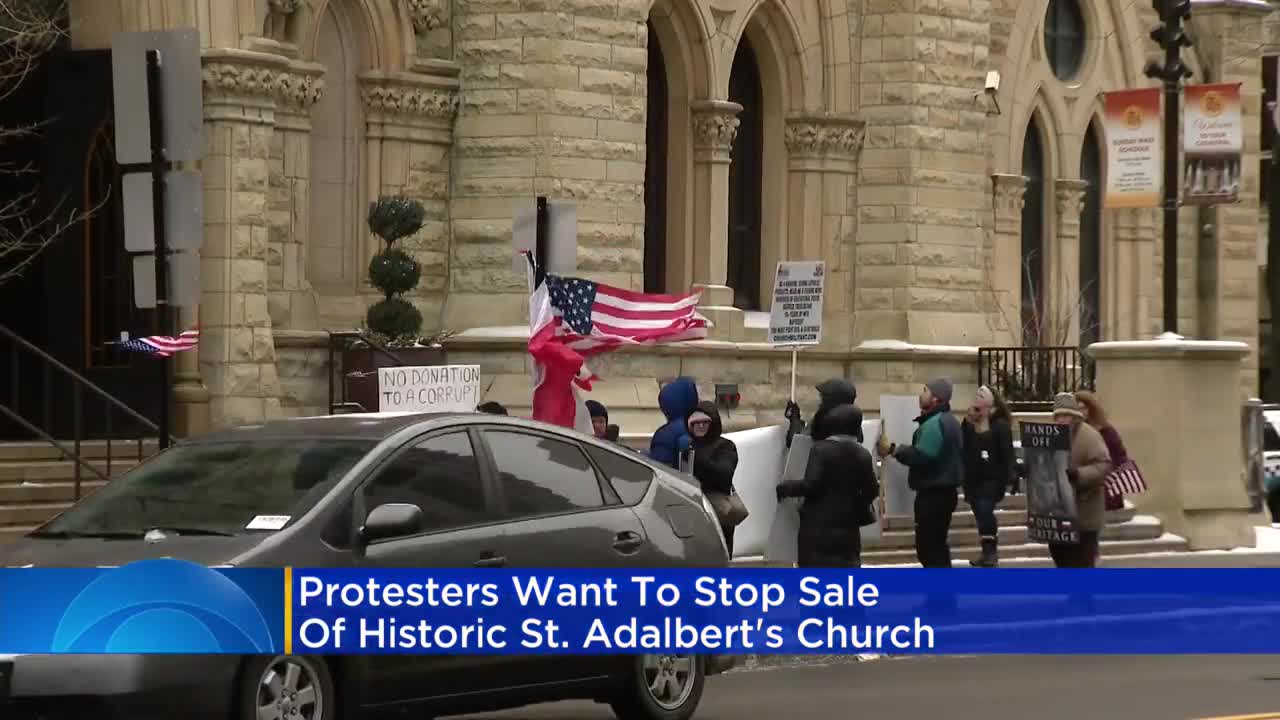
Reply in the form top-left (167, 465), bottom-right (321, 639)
top-left (51, 559), bottom-right (276, 654)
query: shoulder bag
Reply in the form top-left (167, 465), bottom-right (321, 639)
top-left (706, 489), bottom-right (750, 527)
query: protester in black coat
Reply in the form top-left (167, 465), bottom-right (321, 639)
top-left (776, 404), bottom-right (879, 568)
top-left (688, 402), bottom-right (740, 553)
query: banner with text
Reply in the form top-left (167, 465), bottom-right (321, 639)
top-left (1103, 88), bottom-right (1161, 208)
top-left (377, 365), bottom-right (481, 413)
top-left (8, 561), bottom-right (1280, 655)
top-left (1020, 422), bottom-right (1078, 544)
top-left (768, 261), bottom-right (825, 345)
top-left (1183, 82), bottom-right (1243, 205)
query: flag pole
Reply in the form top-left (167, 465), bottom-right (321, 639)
top-left (789, 348), bottom-right (798, 402)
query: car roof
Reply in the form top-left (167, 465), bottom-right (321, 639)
top-left (185, 412), bottom-right (629, 446)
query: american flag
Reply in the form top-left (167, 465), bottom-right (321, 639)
top-left (119, 329), bottom-right (200, 358)
top-left (526, 255), bottom-right (709, 429)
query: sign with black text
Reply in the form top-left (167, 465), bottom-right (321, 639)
top-left (768, 261), bottom-right (825, 346)
top-left (378, 365), bottom-right (481, 413)
top-left (1020, 422), bottom-right (1079, 544)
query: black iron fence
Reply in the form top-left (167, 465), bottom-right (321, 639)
top-left (0, 323), bottom-right (169, 501)
top-left (326, 330), bottom-right (405, 415)
top-left (977, 346), bottom-right (1096, 411)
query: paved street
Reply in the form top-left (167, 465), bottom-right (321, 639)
top-left (464, 655), bottom-right (1280, 720)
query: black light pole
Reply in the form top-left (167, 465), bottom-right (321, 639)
top-left (144, 49), bottom-right (173, 449)
top-left (1144, 0), bottom-right (1193, 335)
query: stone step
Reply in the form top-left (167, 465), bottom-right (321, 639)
top-left (866, 515), bottom-right (1163, 551)
top-left (857, 533), bottom-right (1190, 566)
top-left (0, 458), bottom-right (139, 483)
top-left (882, 503), bottom-right (1136, 531)
top-left (0, 479), bottom-right (110, 504)
top-left (0, 501), bottom-right (71, 526)
top-left (0, 523), bottom-right (35, 545)
top-left (0, 440), bottom-right (159, 463)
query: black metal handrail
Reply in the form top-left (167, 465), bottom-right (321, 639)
top-left (0, 323), bottom-right (169, 500)
top-left (977, 346), bottom-right (1096, 411)
top-left (326, 330), bottom-right (405, 414)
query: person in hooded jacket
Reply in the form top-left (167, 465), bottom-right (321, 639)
top-left (776, 404), bottom-right (878, 567)
top-left (649, 377), bottom-right (699, 468)
top-left (687, 401), bottom-right (741, 553)
top-left (961, 386), bottom-right (1016, 567)
top-left (784, 378), bottom-right (859, 446)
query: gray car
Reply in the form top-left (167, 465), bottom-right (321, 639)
top-left (0, 412), bottom-right (734, 720)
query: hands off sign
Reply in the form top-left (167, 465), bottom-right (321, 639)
top-left (768, 261), bottom-right (825, 346)
top-left (378, 365), bottom-right (481, 413)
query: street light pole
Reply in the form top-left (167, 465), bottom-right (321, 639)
top-left (1144, 0), bottom-right (1193, 335)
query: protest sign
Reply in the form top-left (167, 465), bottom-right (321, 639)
top-left (879, 395), bottom-right (920, 517)
top-left (1103, 88), bottom-right (1161, 208)
top-left (377, 365), bottom-right (481, 413)
top-left (1021, 421), bottom-right (1079, 544)
top-left (768, 261), bottom-right (825, 402)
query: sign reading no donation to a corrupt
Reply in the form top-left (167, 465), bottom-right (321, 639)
top-left (378, 365), bottom-right (481, 413)
top-left (768, 261), bottom-right (825, 346)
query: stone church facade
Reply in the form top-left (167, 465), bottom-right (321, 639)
top-left (55, 0), bottom-right (1278, 431)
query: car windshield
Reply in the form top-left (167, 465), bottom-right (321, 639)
top-left (36, 438), bottom-right (375, 537)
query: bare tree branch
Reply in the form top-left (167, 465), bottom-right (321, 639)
top-left (0, 0), bottom-right (79, 288)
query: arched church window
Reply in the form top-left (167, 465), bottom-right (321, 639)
top-left (726, 37), bottom-right (764, 311)
top-left (1021, 118), bottom-right (1047, 343)
top-left (643, 22), bottom-right (669, 295)
top-left (1079, 124), bottom-right (1103, 345)
top-left (1044, 0), bottom-right (1086, 81)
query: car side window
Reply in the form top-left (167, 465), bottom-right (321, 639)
top-left (484, 431), bottom-right (605, 519)
top-left (362, 431), bottom-right (494, 534)
top-left (585, 445), bottom-right (654, 505)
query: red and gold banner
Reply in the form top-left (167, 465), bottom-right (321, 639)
top-left (1103, 88), bottom-right (1161, 209)
top-left (1183, 82), bottom-right (1242, 205)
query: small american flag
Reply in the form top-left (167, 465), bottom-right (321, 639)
top-left (119, 329), bottom-right (199, 358)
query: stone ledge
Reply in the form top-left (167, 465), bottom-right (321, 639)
top-left (1088, 333), bottom-right (1250, 361)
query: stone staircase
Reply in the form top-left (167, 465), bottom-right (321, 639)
top-left (860, 493), bottom-right (1187, 566)
top-left (0, 440), bottom-right (156, 544)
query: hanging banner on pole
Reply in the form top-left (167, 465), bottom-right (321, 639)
top-left (1103, 88), bottom-right (1162, 209)
top-left (1183, 82), bottom-right (1243, 205)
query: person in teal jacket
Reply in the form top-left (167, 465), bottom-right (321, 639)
top-left (877, 377), bottom-right (964, 567)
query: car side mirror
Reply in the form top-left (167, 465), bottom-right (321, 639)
top-left (359, 503), bottom-right (424, 544)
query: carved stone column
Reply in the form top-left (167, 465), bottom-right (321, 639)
top-left (199, 50), bottom-right (291, 427)
top-left (690, 100), bottom-right (742, 339)
top-left (1114, 208), bottom-right (1159, 340)
top-left (1053, 178), bottom-right (1088, 343)
top-left (785, 113), bottom-right (865, 348)
top-left (359, 64), bottom-right (460, 331)
top-left (990, 174), bottom-right (1027, 343)
top-left (268, 61), bottom-right (325, 331)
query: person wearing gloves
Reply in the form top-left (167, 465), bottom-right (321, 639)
top-left (876, 378), bottom-right (964, 568)
top-left (784, 378), bottom-right (859, 447)
top-left (777, 404), bottom-right (879, 567)
top-left (649, 377), bottom-right (699, 468)
top-left (1049, 392), bottom-right (1113, 568)
top-left (687, 402), bottom-right (741, 553)
top-left (961, 386), bottom-right (1017, 567)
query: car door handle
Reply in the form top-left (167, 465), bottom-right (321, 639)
top-left (612, 532), bottom-right (645, 553)
top-left (474, 554), bottom-right (507, 568)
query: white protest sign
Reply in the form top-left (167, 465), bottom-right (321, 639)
top-left (768, 261), bottom-right (825, 346)
top-left (378, 365), bottom-right (481, 413)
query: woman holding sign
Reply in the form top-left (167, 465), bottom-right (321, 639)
top-left (961, 387), bottom-right (1016, 567)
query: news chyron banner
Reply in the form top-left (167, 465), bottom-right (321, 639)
top-left (4, 560), bottom-right (1280, 655)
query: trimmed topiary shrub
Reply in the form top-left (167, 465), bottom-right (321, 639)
top-left (364, 196), bottom-right (426, 344)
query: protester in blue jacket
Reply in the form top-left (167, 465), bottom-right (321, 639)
top-left (649, 377), bottom-right (699, 468)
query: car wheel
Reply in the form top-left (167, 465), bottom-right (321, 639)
top-left (610, 654), bottom-right (704, 720)
top-left (239, 655), bottom-right (335, 720)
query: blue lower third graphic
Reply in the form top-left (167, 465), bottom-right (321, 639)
top-left (0, 559), bottom-right (284, 654)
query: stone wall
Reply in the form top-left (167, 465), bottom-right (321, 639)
top-left (445, 0), bottom-right (649, 331)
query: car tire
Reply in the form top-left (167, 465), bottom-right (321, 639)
top-left (238, 654), bottom-right (336, 720)
top-left (610, 654), bottom-right (705, 720)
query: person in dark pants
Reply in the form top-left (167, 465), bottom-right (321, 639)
top-left (1262, 423), bottom-right (1280, 526)
top-left (777, 404), bottom-right (878, 567)
top-left (962, 386), bottom-right (1016, 567)
top-left (877, 378), bottom-right (964, 568)
top-left (1048, 393), bottom-right (1113, 568)
top-left (687, 402), bottom-right (740, 554)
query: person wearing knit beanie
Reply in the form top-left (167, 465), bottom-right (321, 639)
top-left (1048, 391), bottom-right (1113, 567)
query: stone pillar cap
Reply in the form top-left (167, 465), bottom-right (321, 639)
top-left (1087, 334), bottom-right (1250, 359)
